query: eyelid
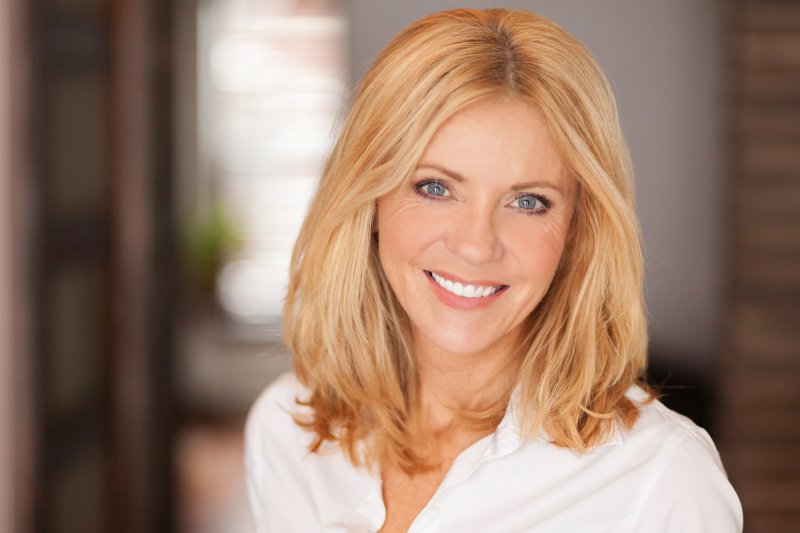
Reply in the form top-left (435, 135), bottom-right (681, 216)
top-left (414, 178), bottom-right (445, 189)
top-left (414, 176), bottom-right (448, 187)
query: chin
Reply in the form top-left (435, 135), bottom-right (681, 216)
top-left (416, 325), bottom-right (505, 357)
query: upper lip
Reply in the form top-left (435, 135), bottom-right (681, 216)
top-left (425, 269), bottom-right (507, 288)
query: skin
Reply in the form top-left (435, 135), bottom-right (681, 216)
top-left (375, 98), bottom-right (577, 532)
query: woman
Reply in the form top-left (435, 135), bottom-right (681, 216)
top-left (245, 8), bottom-right (742, 532)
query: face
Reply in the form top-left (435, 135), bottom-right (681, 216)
top-left (376, 98), bottom-right (576, 361)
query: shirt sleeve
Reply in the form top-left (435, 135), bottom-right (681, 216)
top-left (631, 427), bottom-right (743, 533)
top-left (244, 374), bottom-right (320, 532)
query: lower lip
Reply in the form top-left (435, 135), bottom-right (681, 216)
top-left (424, 271), bottom-right (506, 310)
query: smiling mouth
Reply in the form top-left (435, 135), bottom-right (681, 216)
top-left (425, 271), bottom-right (508, 299)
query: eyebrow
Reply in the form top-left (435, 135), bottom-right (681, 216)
top-left (416, 162), bottom-right (566, 194)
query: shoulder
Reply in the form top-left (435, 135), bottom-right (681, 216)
top-left (244, 372), bottom-right (319, 530)
top-left (246, 371), bottom-right (312, 437)
top-left (623, 386), bottom-right (718, 455)
top-left (620, 387), bottom-right (743, 532)
top-left (248, 371), bottom-right (311, 414)
top-left (245, 371), bottom-right (316, 470)
top-left (623, 387), bottom-right (726, 474)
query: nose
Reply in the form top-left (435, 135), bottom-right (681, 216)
top-left (444, 204), bottom-right (504, 265)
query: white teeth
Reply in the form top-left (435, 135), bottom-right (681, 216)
top-left (429, 272), bottom-right (501, 299)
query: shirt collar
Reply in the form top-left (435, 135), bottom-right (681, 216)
top-left (330, 387), bottom-right (627, 528)
top-left (489, 385), bottom-right (625, 461)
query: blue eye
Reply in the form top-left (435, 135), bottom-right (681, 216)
top-left (511, 194), bottom-right (549, 213)
top-left (416, 180), bottom-right (450, 198)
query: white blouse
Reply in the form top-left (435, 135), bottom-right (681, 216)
top-left (245, 372), bottom-right (742, 533)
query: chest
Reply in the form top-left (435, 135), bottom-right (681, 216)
top-left (378, 466), bottom-right (448, 533)
top-left (300, 432), bottom-right (643, 532)
top-left (377, 456), bottom-right (645, 533)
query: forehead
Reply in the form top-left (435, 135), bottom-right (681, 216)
top-left (417, 98), bottom-right (571, 191)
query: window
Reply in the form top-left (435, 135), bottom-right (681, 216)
top-left (196, 0), bottom-right (348, 331)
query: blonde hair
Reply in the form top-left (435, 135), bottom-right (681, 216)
top-left (285, 8), bottom-right (650, 473)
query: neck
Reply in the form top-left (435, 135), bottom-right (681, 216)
top-left (412, 331), bottom-right (521, 433)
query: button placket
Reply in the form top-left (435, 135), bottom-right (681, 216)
top-left (409, 501), bottom-right (443, 533)
top-left (427, 505), bottom-right (441, 521)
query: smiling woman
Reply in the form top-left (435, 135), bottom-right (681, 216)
top-left (244, 8), bottom-right (742, 533)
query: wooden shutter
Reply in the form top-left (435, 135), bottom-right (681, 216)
top-left (719, 2), bottom-right (800, 531)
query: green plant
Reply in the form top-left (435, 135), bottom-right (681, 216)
top-left (182, 202), bottom-right (241, 298)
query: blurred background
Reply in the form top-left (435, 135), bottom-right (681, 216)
top-left (0, 0), bottom-right (798, 531)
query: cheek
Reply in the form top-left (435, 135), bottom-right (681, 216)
top-left (506, 219), bottom-right (570, 280)
top-left (377, 198), bottom-right (429, 282)
top-left (377, 196), bottom-right (444, 264)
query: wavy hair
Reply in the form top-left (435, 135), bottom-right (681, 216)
top-left (284, 8), bottom-right (650, 473)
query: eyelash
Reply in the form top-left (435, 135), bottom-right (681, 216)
top-left (413, 179), bottom-right (552, 215)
